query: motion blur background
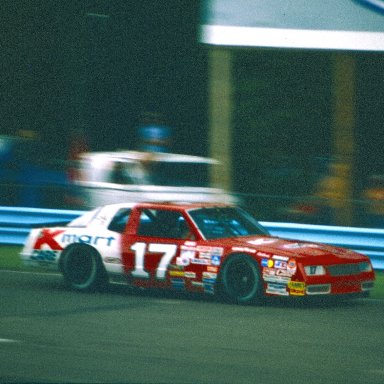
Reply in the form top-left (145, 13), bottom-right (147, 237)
top-left (1, 0), bottom-right (384, 228)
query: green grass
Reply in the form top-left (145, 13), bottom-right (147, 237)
top-left (371, 271), bottom-right (384, 299)
top-left (0, 246), bottom-right (23, 270)
top-left (1, 245), bottom-right (383, 299)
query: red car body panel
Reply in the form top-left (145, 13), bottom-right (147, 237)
top-left (119, 202), bottom-right (375, 297)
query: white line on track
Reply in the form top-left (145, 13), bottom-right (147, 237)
top-left (0, 269), bottom-right (60, 277)
top-left (0, 338), bottom-right (19, 343)
top-left (156, 299), bottom-right (183, 305)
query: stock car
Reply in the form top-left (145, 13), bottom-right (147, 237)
top-left (20, 202), bottom-right (375, 304)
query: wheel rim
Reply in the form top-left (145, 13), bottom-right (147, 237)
top-left (225, 258), bottom-right (257, 299)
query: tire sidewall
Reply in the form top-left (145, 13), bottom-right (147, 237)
top-left (61, 244), bottom-right (103, 291)
top-left (219, 254), bottom-right (262, 304)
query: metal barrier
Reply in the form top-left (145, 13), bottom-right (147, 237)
top-left (1, 207), bottom-right (383, 270)
top-left (0, 207), bottom-right (84, 246)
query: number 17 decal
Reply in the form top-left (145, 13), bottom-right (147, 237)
top-left (131, 242), bottom-right (177, 280)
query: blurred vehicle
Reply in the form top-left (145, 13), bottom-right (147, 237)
top-left (20, 201), bottom-right (375, 304)
top-left (74, 150), bottom-right (238, 208)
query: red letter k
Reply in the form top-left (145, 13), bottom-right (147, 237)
top-left (34, 229), bottom-right (65, 251)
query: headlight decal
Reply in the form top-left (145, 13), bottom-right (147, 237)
top-left (359, 262), bottom-right (373, 273)
top-left (304, 265), bottom-right (326, 276)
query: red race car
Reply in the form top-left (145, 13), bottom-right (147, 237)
top-left (20, 202), bottom-right (375, 304)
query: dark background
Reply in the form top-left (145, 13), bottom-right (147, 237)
top-left (2, 1), bottom-right (384, 226)
top-left (1, 0), bottom-right (207, 159)
top-left (3, 1), bottom-right (384, 174)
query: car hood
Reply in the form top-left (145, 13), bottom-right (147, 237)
top-left (224, 236), bottom-right (367, 263)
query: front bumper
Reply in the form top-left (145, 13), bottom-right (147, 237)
top-left (264, 274), bottom-right (375, 297)
top-left (306, 280), bottom-right (374, 295)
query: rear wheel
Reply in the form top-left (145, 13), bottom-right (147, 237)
top-left (219, 254), bottom-right (262, 304)
top-left (60, 245), bottom-right (107, 291)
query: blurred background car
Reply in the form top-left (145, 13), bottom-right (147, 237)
top-left (73, 150), bottom-right (239, 208)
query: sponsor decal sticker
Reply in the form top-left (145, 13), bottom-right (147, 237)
top-left (288, 281), bottom-right (306, 290)
top-left (263, 268), bottom-right (290, 283)
top-left (104, 257), bottom-right (121, 264)
top-left (203, 272), bottom-right (218, 279)
top-left (211, 247), bottom-right (224, 256)
top-left (272, 255), bottom-right (289, 261)
top-left (181, 246), bottom-right (223, 260)
top-left (287, 259), bottom-right (297, 274)
top-left (261, 259), bottom-right (269, 267)
top-left (263, 267), bottom-right (276, 276)
top-left (197, 245), bottom-right (223, 256)
top-left (232, 246), bottom-right (256, 253)
top-left (263, 275), bottom-right (290, 284)
top-left (288, 281), bottom-right (306, 296)
top-left (274, 260), bottom-right (287, 270)
top-left (31, 249), bottom-right (59, 262)
top-left (207, 266), bottom-right (218, 273)
top-left (197, 246), bottom-right (223, 259)
top-left (180, 248), bottom-right (196, 259)
top-left (283, 242), bottom-right (319, 250)
top-left (266, 282), bottom-right (289, 296)
top-left (169, 264), bottom-right (184, 270)
top-left (169, 270), bottom-right (185, 277)
top-left (211, 255), bottom-right (221, 266)
top-left (34, 229), bottom-right (65, 251)
top-left (176, 257), bottom-right (190, 266)
top-left (257, 251), bottom-right (272, 258)
top-left (62, 233), bottom-right (115, 247)
top-left (248, 238), bottom-right (278, 246)
top-left (191, 281), bottom-right (204, 287)
top-left (199, 251), bottom-right (213, 259)
top-left (191, 258), bottom-right (211, 265)
top-left (261, 259), bottom-right (274, 268)
top-left (276, 269), bottom-right (294, 277)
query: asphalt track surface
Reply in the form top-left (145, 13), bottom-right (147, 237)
top-left (1, 270), bottom-right (384, 384)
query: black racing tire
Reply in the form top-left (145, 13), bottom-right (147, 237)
top-left (60, 244), bottom-right (108, 292)
top-left (218, 254), bottom-right (263, 305)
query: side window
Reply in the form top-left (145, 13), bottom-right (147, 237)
top-left (109, 162), bottom-right (133, 184)
top-left (137, 209), bottom-right (192, 239)
top-left (108, 208), bottom-right (132, 233)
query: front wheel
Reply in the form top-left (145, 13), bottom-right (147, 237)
top-left (218, 254), bottom-right (263, 304)
top-left (60, 245), bottom-right (107, 291)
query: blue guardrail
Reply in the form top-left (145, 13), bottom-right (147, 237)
top-left (0, 207), bottom-right (85, 247)
top-left (1, 207), bottom-right (383, 270)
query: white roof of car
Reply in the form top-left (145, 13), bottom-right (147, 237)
top-left (80, 150), bottom-right (219, 164)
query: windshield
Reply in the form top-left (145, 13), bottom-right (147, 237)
top-left (188, 207), bottom-right (269, 239)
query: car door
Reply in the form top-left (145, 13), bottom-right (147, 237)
top-left (122, 207), bottom-right (195, 288)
